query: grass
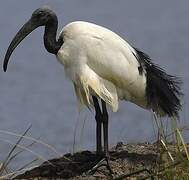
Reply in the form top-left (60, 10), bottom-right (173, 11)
top-left (113, 113), bottom-right (189, 179)
top-left (152, 113), bottom-right (189, 179)
top-left (0, 114), bottom-right (189, 179)
top-left (0, 125), bottom-right (61, 179)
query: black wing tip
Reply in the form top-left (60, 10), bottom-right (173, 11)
top-left (133, 47), bottom-right (183, 117)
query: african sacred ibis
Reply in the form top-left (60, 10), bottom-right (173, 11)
top-left (3, 7), bottom-right (182, 168)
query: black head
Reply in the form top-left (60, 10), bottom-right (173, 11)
top-left (30, 7), bottom-right (56, 26)
top-left (3, 7), bottom-right (58, 72)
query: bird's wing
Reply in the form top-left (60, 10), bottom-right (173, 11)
top-left (74, 66), bottom-right (118, 112)
top-left (83, 33), bottom-right (146, 103)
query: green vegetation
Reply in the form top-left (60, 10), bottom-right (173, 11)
top-left (152, 114), bottom-right (189, 179)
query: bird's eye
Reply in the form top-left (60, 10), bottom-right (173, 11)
top-left (32, 11), bottom-right (44, 19)
top-left (37, 11), bottom-right (43, 17)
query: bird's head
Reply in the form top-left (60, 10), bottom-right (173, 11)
top-left (3, 7), bottom-right (57, 72)
top-left (30, 7), bottom-right (56, 26)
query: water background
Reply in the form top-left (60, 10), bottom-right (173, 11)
top-left (0, 0), bottom-right (188, 168)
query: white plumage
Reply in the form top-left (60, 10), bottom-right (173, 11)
top-left (57, 21), bottom-right (147, 112)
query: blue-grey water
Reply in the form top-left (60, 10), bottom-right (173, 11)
top-left (0, 0), bottom-right (189, 168)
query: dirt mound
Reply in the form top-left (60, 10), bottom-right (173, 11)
top-left (14, 142), bottom-right (158, 179)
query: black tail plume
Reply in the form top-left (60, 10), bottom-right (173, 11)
top-left (134, 48), bottom-right (183, 117)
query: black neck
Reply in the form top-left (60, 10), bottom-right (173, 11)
top-left (44, 15), bottom-right (63, 54)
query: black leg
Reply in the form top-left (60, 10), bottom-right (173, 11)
top-left (87, 98), bottom-right (113, 175)
top-left (101, 100), bottom-right (113, 173)
top-left (101, 100), bottom-right (109, 158)
top-left (92, 96), bottom-right (102, 155)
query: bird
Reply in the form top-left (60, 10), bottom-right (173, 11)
top-left (3, 7), bottom-right (182, 171)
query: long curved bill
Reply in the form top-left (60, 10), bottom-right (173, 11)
top-left (3, 19), bottom-right (38, 72)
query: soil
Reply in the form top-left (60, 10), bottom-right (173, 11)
top-left (13, 142), bottom-right (159, 180)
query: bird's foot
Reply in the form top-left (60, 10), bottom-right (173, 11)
top-left (105, 154), bottom-right (113, 174)
top-left (86, 154), bottom-right (113, 175)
